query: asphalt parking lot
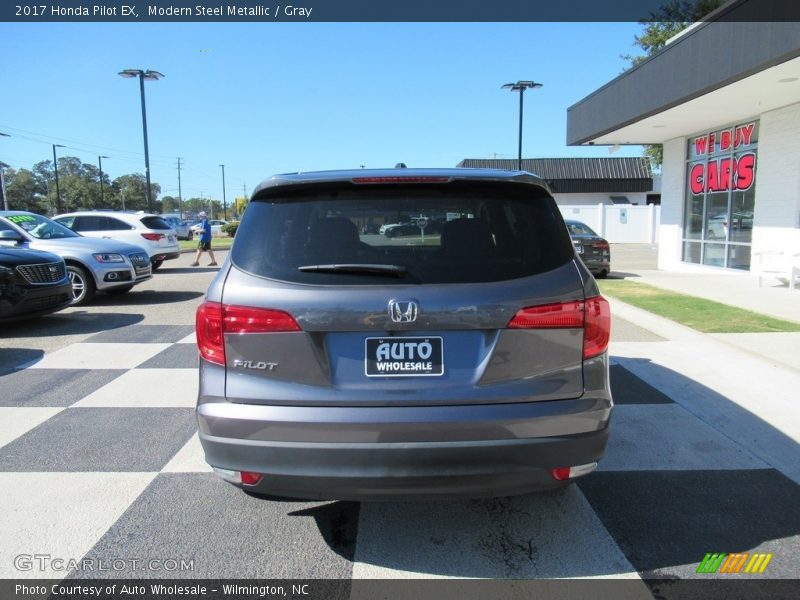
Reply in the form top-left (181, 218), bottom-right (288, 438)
top-left (1, 246), bottom-right (799, 595)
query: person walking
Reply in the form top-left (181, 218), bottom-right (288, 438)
top-left (190, 211), bottom-right (218, 266)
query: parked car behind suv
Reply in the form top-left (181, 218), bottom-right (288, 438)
top-left (196, 168), bottom-right (612, 500)
top-left (0, 211), bottom-right (152, 305)
top-left (160, 214), bottom-right (193, 241)
top-left (0, 247), bottom-right (73, 321)
top-left (54, 211), bottom-right (180, 270)
top-left (565, 219), bottom-right (611, 279)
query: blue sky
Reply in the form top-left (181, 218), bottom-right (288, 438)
top-left (1, 22), bottom-right (644, 201)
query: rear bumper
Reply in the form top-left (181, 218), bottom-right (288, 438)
top-left (197, 397), bottom-right (612, 500)
top-left (151, 251), bottom-right (181, 262)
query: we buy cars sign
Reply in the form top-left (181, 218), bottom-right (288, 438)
top-left (689, 122), bottom-right (756, 194)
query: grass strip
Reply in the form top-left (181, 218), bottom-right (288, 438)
top-left (597, 279), bottom-right (800, 333)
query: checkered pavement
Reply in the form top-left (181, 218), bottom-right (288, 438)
top-left (1, 317), bottom-right (799, 584)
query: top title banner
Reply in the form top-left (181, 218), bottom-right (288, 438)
top-left (4, 0), bottom-right (800, 22)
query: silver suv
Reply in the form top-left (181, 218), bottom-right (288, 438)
top-left (0, 211), bottom-right (152, 305)
top-left (196, 168), bottom-right (612, 499)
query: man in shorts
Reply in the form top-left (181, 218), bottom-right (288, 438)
top-left (190, 211), bottom-right (218, 266)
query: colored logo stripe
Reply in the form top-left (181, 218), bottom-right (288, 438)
top-left (697, 552), bottom-right (773, 574)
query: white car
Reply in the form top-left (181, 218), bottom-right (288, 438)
top-left (190, 219), bottom-right (228, 237)
top-left (54, 211), bottom-right (181, 270)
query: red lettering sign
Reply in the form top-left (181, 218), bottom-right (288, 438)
top-left (688, 153), bottom-right (756, 194)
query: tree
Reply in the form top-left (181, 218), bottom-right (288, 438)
top-left (624, 0), bottom-right (724, 168)
top-left (3, 168), bottom-right (48, 213)
top-left (111, 174), bottom-right (161, 212)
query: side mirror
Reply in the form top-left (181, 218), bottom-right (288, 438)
top-left (0, 230), bottom-right (24, 243)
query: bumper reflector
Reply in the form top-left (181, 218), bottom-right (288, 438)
top-left (550, 462), bottom-right (598, 481)
top-left (213, 468), bottom-right (263, 486)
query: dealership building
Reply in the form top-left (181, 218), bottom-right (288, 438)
top-left (567, 0), bottom-right (800, 273)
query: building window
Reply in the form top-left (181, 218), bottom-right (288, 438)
top-left (682, 121), bottom-right (758, 270)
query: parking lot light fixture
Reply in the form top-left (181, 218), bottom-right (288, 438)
top-left (52, 144), bottom-right (66, 214)
top-left (119, 69), bottom-right (164, 213)
top-left (501, 80), bottom-right (543, 171)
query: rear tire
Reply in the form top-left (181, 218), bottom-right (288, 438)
top-left (66, 264), bottom-right (96, 306)
top-left (595, 269), bottom-right (608, 279)
top-left (151, 259), bottom-right (164, 271)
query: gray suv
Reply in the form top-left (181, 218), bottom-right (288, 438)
top-left (196, 168), bottom-right (612, 499)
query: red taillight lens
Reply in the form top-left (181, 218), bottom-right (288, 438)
top-left (196, 302), bottom-right (301, 366)
top-left (583, 296), bottom-right (610, 359)
top-left (141, 232), bottom-right (164, 241)
top-left (240, 471), bottom-right (263, 486)
top-left (593, 241), bottom-right (610, 251)
top-left (196, 301), bottom-right (225, 365)
top-left (551, 467), bottom-right (572, 481)
top-left (223, 305), bottom-right (300, 334)
top-left (507, 296), bottom-right (610, 359)
top-left (507, 301), bottom-right (584, 329)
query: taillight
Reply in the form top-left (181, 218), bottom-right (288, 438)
top-left (583, 296), bottom-right (610, 359)
top-left (196, 301), bottom-right (301, 366)
top-left (507, 296), bottom-right (610, 359)
top-left (141, 232), bottom-right (164, 241)
top-left (593, 241), bottom-right (610, 251)
top-left (507, 301), bottom-right (583, 329)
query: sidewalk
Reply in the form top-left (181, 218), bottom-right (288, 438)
top-left (609, 251), bottom-right (800, 371)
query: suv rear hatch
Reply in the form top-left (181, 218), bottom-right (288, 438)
top-left (198, 177), bottom-right (608, 407)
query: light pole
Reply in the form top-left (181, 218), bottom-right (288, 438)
top-left (118, 68), bottom-right (164, 213)
top-left (0, 161), bottom-right (9, 211)
top-left (0, 132), bottom-right (9, 211)
top-left (219, 164), bottom-right (227, 220)
top-left (52, 143), bottom-right (65, 213)
top-left (98, 155), bottom-right (109, 206)
top-left (501, 80), bottom-right (543, 171)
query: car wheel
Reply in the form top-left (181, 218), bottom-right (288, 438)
top-left (595, 269), bottom-right (608, 279)
top-left (106, 285), bottom-right (134, 295)
top-left (151, 259), bottom-right (164, 271)
top-left (66, 264), bottom-right (96, 306)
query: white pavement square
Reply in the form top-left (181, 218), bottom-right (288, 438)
top-left (0, 408), bottom-right (64, 449)
top-left (28, 343), bottom-right (171, 370)
top-left (177, 333), bottom-right (197, 344)
top-left (161, 433), bottom-right (213, 473)
top-left (352, 487), bottom-right (646, 582)
top-left (72, 369), bottom-right (198, 408)
top-left (601, 404), bottom-right (771, 472)
top-left (0, 472), bottom-right (157, 578)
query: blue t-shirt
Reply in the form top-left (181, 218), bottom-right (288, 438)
top-left (199, 218), bottom-right (212, 243)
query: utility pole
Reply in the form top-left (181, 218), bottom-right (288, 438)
top-left (219, 164), bottom-right (227, 220)
top-left (177, 157), bottom-right (183, 218)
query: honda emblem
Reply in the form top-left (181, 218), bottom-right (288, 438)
top-left (388, 299), bottom-right (419, 323)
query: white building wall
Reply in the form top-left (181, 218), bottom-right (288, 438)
top-left (751, 102), bottom-right (800, 270)
top-left (559, 204), bottom-right (660, 243)
top-left (552, 192), bottom-right (649, 206)
top-left (658, 137), bottom-right (687, 270)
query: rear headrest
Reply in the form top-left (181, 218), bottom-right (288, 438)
top-left (307, 217), bottom-right (360, 253)
top-left (440, 218), bottom-right (494, 259)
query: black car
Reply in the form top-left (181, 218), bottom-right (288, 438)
top-left (565, 219), bottom-right (611, 278)
top-left (0, 247), bottom-right (73, 322)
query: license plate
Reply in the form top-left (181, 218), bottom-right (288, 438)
top-left (168, 235), bottom-right (176, 243)
top-left (365, 336), bottom-right (444, 377)
top-left (574, 243), bottom-right (583, 254)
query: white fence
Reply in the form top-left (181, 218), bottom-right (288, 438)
top-left (559, 203), bottom-right (661, 244)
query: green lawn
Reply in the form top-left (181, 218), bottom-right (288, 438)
top-left (179, 237), bottom-right (234, 251)
top-left (597, 279), bottom-right (800, 333)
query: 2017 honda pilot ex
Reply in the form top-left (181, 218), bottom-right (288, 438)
top-left (196, 168), bottom-right (612, 500)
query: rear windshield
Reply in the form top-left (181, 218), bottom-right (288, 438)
top-left (231, 182), bottom-right (574, 285)
top-left (140, 216), bottom-right (171, 230)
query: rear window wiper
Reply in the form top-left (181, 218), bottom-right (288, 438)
top-left (298, 263), bottom-right (407, 277)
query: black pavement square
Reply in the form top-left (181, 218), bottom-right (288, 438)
top-left (610, 364), bottom-right (674, 405)
top-left (0, 369), bottom-right (126, 407)
top-left (77, 473), bottom-right (359, 579)
top-left (136, 344), bottom-right (198, 369)
top-left (0, 408), bottom-right (197, 471)
top-left (84, 325), bottom-right (195, 344)
top-left (579, 470), bottom-right (800, 579)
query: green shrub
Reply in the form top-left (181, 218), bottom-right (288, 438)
top-left (222, 221), bottom-right (240, 238)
